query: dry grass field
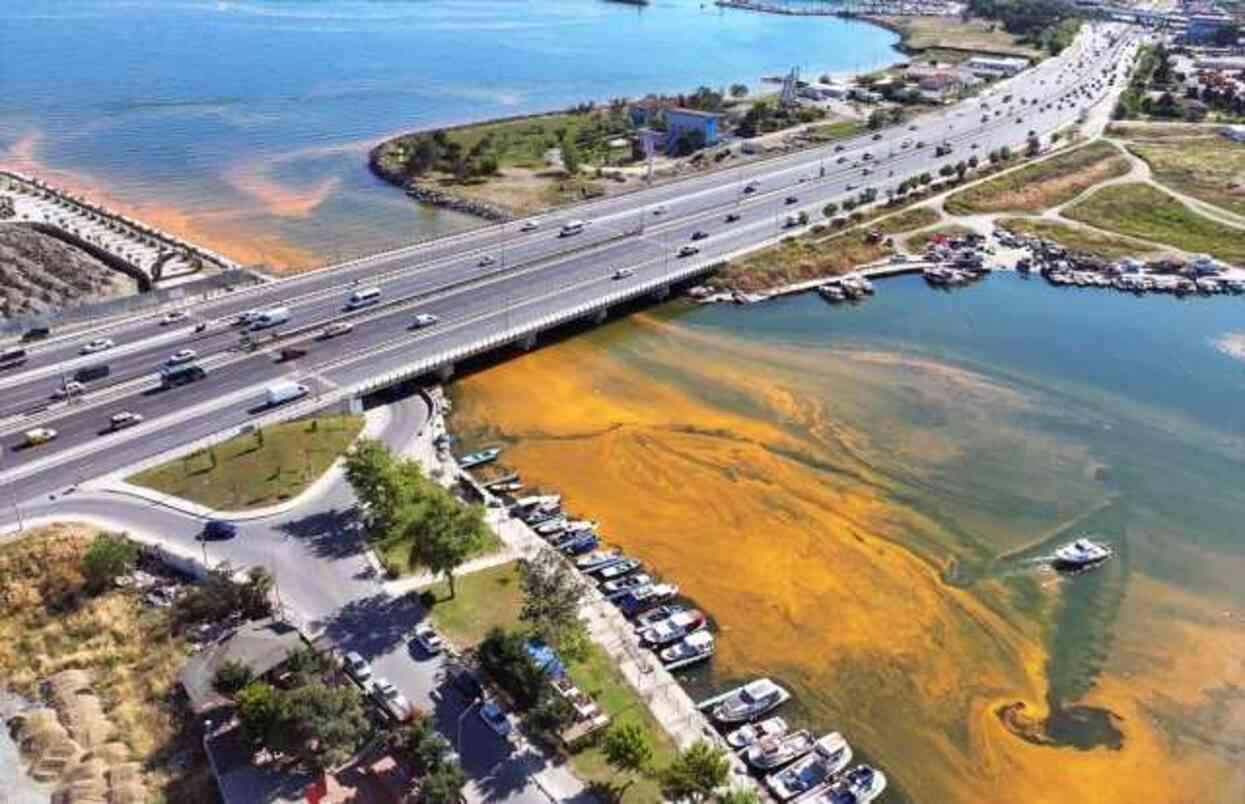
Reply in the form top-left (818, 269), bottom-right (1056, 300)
top-left (944, 142), bottom-right (1131, 215)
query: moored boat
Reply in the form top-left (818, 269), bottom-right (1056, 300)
top-left (458, 447), bottom-right (502, 469)
top-left (765, 732), bottom-right (852, 801)
top-left (1052, 537), bottom-right (1112, 570)
top-left (726, 716), bottom-right (788, 750)
top-left (632, 603), bottom-right (690, 629)
top-left (639, 608), bottom-right (707, 648)
top-left (745, 729), bottom-right (815, 771)
top-left (601, 573), bottom-right (652, 597)
top-left (558, 531), bottom-right (599, 556)
top-left (616, 584), bottom-right (679, 617)
top-left (807, 765), bottom-right (887, 804)
top-left (576, 550), bottom-right (623, 572)
top-left (594, 558), bottom-right (641, 581)
top-left (660, 631), bottom-right (715, 670)
top-left (712, 678), bottom-right (791, 724)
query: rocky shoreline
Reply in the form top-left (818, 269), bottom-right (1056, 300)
top-left (367, 144), bottom-right (513, 222)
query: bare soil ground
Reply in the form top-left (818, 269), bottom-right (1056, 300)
top-left (0, 224), bottom-right (136, 318)
top-left (944, 142), bottom-right (1131, 215)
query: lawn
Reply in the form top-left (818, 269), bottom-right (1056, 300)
top-left (427, 560), bottom-right (677, 802)
top-left (905, 224), bottom-right (977, 251)
top-left (943, 142), bottom-right (1131, 215)
top-left (870, 14), bottom-right (1041, 58)
top-left (1000, 218), bottom-right (1157, 260)
top-left (1122, 131), bottom-right (1245, 218)
top-left (442, 111), bottom-right (628, 171)
top-left (808, 120), bottom-right (866, 143)
top-left (426, 561), bottom-right (525, 646)
top-left (373, 518), bottom-right (502, 578)
top-left (128, 414), bottom-right (364, 510)
top-left (0, 525), bottom-right (214, 802)
top-left (1064, 182), bottom-right (1245, 263)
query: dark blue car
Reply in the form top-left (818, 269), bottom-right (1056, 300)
top-left (200, 519), bottom-right (238, 540)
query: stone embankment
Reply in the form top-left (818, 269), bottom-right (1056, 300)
top-left (403, 185), bottom-right (512, 222)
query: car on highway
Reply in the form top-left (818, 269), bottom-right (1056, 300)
top-left (370, 678), bottom-right (415, 722)
top-left (478, 255), bottom-right (496, 266)
top-left (677, 245), bottom-right (700, 258)
top-left (412, 623), bottom-right (444, 655)
top-left (725, 213), bottom-right (741, 223)
top-left (836, 155), bottom-right (847, 164)
top-left (834, 144), bottom-right (845, 152)
top-left (21, 428), bottom-right (58, 448)
top-left (691, 230), bottom-right (709, 241)
top-left (872, 133), bottom-right (883, 141)
top-left (411, 313), bottom-right (439, 329)
top-left (343, 651), bottom-right (373, 684)
top-left (612, 267), bottom-right (635, 280)
top-left (743, 182), bottom-right (758, 194)
top-left (266, 381), bottom-right (309, 407)
top-left (234, 310), bottom-right (260, 326)
top-left (861, 152), bottom-right (873, 161)
top-left (160, 310), bottom-right (189, 326)
top-left (320, 321), bottom-right (354, 339)
top-left (784, 195), bottom-right (798, 205)
top-left (51, 381), bottom-right (85, 400)
top-left (108, 411), bottom-right (144, 431)
top-left (479, 701), bottom-right (512, 737)
top-left (80, 338), bottom-right (115, 355)
top-left (651, 204), bottom-right (667, 215)
top-left (166, 349), bottom-right (197, 366)
top-left (519, 219), bottom-right (540, 232)
top-left (200, 519), bottom-right (239, 541)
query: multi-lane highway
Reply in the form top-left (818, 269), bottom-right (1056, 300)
top-left (0, 22), bottom-right (1139, 506)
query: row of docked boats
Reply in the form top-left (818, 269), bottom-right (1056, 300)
top-left (817, 275), bottom-right (874, 303)
top-left (1047, 269), bottom-right (1245, 295)
top-left (922, 265), bottom-right (986, 286)
top-left (701, 680), bottom-right (886, 802)
top-left (504, 491), bottom-right (717, 672)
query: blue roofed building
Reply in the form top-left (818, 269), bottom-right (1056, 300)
top-left (663, 107), bottom-right (718, 154)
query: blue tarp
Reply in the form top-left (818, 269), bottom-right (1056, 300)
top-left (525, 640), bottom-right (566, 678)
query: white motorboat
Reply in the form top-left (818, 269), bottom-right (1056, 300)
top-left (712, 678), bottom-right (791, 724)
top-left (726, 716), bottom-right (789, 750)
top-left (595, 558), bottom-right (641, 580)
top-left (640, 609), bottom-right (707, 648)
top-left (660, 631), bottom-right (715, 670)
top-left (745, 729), bottom-right (815, 771)
top-left (765, 732), bottom-right (852, 801)
top-left (1053, 537), bottom-right (1112, 569)
top-left (632, 603), bottom-right (690, 630)
top-left (808, 765), bottom-right (887, 804)
top-left (601, 573), bottom-right (652, 596)
top-left (576, 550), bottom-right (623, 572)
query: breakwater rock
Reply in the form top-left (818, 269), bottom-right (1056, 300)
top-left (403, 185), bottom-right (512, 222)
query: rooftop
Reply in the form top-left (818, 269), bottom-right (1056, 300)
top-left (180, 618), bottom-right (306, 713)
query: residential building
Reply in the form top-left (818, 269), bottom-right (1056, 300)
top-left (963, 56), bottom-right (1030, 77)
top-left (800, 82), bottom-right (849, 100)
top-left (664, 107), bottom-right (719, 152)
top-left (1186, 12), bottom-right (1235, 44)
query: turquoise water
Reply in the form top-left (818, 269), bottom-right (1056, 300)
top-left (0, 0), bottom-right (898, 265)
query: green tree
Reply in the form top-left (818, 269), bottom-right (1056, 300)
top-left (82, 532), bottom-right (137, 593)
top-left (236, 682), bottom-right (288, 751)
top-left (822, 202), bottom-right (839, 219)
top-left (866, 109), bottom-right (886, 130)
top-left (718, 787), bottom-right (762, 804)
top-left (519, 549), bottom-right (586, 652)
top-left (213, 660), bottom-right (255, 695)
top-left (175, 563), bottom-right (273, 625)
top-left (390, 717), bottom-right (454, 774)
top-left (729, 83), bottom-right (748, 99)
top-left (603, 722), bottom-right (653, 791)
top-left (421, 763), bottom-right (469, 804)
top-left (660, 741), bottom-right (730, 803)
top-left (478, 627), bottom-right (547, 709)
top-left (344, 437), bottom-right (403, 529)
top-left (409, 492), bottom-right (490, 599)
top-left (283, 683), bottom-right (370, 771)
top-left (561, 131), bottom-right (581, 175)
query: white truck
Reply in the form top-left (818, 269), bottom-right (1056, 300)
top-left (250, 306), bottom-right (290, 330)
top-left (266, 380), bottom-right (309, 407)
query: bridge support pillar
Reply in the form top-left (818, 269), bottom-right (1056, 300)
top-left (591, 308), bottom-right (608, 325)
top-left (519, 333), bottom-right (537, 352)
top-left (651, 285), bottom-right (670, 302)
top-left (436, 363), bottom-right (455, 382)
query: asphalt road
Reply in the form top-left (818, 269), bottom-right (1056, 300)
top-left (2, 395), bottom-right (576, 804)
top-left (0, 23), bottom-right (1139, 505)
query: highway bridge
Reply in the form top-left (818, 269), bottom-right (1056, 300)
top-left (0, 22), bottom-right (1138, 510)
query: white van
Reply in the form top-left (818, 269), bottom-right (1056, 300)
top-left (345, 287), bottom-right (381, 309)
top-left (560, 220), bottom-right (585, 237)
top-left (250, 306), bottom-right (290, 330)
top-left (266, 380), bottom-right (309, 407)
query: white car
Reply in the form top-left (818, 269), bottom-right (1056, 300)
top-left (370, 678), bottom-right (415, 722)
top-left (412, 623), bottom-right (444, 655)
top-left (321, 321), bottom-right (353, 338)
top-left (612, 267), bottom-right (635, 280)
top-left (411, 313), bottom-right (439, 329)
top-left (109, 411), bottom-right (144, 430)
top-left (519, 220), bottom-right (540, 232)
top-left (677, 245), bottom-right (699, 258)
top-left (652, 204), bottom-right (667, 216)
top-left (343, 651), bottom-right (372, 684)
top-left (166, 349), bottom-right (197, 366)
top-left (479, 701), bottom-right (512, 737)
top-left (80, 338), bottom-right (115, 355)
top-left (51, 381), bottom-right (85, 400)
top-left (160, 310), bottom-right (189, 326)
top-left (479, 255), bottom-right (496, 266)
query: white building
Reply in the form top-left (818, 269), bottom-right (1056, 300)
top-left (800, 82), bottom-right (849, 101)
top-left (963, 56), bottom-right (1030, 78)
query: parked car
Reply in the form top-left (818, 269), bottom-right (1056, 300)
top-left (370, 678), bottom-right (415, 722)
top-left (412, 623), bottom-right (444, 655)
top-left (343, 651), bottom-right (373, 684)
top-left (200, 519), bottom-right (238, 541)
top-left (479, 701), bottom-right (512, 737)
